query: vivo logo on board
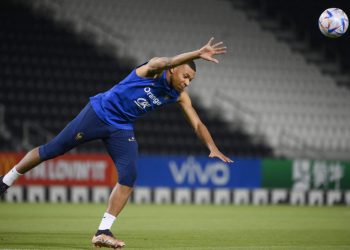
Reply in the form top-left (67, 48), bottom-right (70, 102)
top-left (169, 157), bottom-right (230, 186)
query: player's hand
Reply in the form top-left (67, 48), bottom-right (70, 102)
top-left (209, 149), bottom-right (233, 163)
top-left (198, 37), bottom-right (227, 64)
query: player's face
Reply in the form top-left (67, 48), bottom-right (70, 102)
top-left (170, 64), bottom-right (196, 93)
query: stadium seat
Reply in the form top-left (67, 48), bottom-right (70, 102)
top-left (3, 0), bottom-right (349, 159)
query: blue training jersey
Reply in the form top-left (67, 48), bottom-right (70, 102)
top-left (89, 68), bottom-right (180, 130)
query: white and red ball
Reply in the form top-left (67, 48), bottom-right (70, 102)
top-left (319, 8), bottom-right (348, 38)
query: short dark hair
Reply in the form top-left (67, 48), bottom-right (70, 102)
top-left (186, 60), bottom-right (196, 72)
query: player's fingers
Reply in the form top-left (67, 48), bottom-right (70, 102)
top-left (212, 154), bottom-right (221, 161)
top-left (210, 58), bottom-right (219, 63)
top-left (204, 55), bottom-right (219, 63)
top-left (215, 47), bottom-right (227, 54)
top-left (210, 153), bottom-right (233, 163)
top-left (220, 155), bottom-right (227, 162)
top-left (215, 46), bottom-right (227, 50)
top-left (212, 41), bottom-right (223, 47)
top-left (226, 157), bottom-right (234, 163)
top-left (208, 37), bottom-right (215, 45)
top-left (215, 49), bottom-right (227, 55)
top-left (214, 49), bottom-right (227, 54)
top-left (219, 154), bottom-right (232, 163)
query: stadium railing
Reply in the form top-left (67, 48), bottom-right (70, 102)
top-left (22, 121), bottom-right (54, 150)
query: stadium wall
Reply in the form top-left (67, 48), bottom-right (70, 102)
top-left (1, 153), bottom-right (349, 205)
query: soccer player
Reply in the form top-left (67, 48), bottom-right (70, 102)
top-left (0, 38), bottom-right (232, 249)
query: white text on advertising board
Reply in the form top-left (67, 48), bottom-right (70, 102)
top-left (169, 157), bottom-right (229, 186)
top-left (25, 160), bottom-right (107, 181)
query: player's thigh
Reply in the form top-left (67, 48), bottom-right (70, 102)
top-left (103, 130), bottom-right (138, 187)
top-left (39, 103), bottom-right (109, 160)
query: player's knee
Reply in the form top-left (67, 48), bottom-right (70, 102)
top-left (118, 164), bottom-right (137, 187)
top-left (118, 172), bottom-right (137, 187)
top-left (39, 142), bottom-right (68, 161)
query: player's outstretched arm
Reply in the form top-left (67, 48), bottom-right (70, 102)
top-left (177, 92), bottom-right (233, 163)
top-left (136, 37), bottom-right (227, 77)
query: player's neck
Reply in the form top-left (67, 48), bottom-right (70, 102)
top-left (165, 70), bottom-right (173, 87)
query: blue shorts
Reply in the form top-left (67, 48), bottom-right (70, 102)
top-left (39, 102), bottom-right (138, 187)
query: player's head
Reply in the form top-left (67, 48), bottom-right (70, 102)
top-left (168, 61), bottom-right (196, 93)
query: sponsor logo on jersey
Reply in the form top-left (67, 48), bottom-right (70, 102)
top-left (134, 98), bottom-right (151, 110)
top-left (144, 87), bottom-right (162, 105)
top-left (133, 87), bottom-right (163, 110)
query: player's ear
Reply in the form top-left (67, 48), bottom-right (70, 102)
top-left (169, 68), bottom-right (174, 74)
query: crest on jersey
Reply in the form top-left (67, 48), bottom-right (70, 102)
top-left (75, 132), bottom-right (84, 140)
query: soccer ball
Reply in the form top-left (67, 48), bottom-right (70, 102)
top-left (318, 8), bottom-right (348, 38)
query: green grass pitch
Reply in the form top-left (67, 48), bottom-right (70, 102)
top-left (0, 203), bottom-right (349, 250)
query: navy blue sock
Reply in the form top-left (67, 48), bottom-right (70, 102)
top-left (95, 229), bottom-right (114, 237)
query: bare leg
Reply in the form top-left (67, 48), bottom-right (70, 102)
top-left (92, 184), bottom-right (131, 248)
top-left (15, 147), bottom-right (42, 174)
top-left (106, 183), bottom-right (133, 216)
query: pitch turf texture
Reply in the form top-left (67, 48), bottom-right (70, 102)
top-left (0, 204), bottom-right (349, 250)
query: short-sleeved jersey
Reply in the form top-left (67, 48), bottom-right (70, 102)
top-left (90, 69), bottom-right (180, 130)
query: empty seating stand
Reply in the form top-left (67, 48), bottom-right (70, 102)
top-left (27, 0), bottom-right (350, 159)
top-left (0, 0), bottom-right (271, 157)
